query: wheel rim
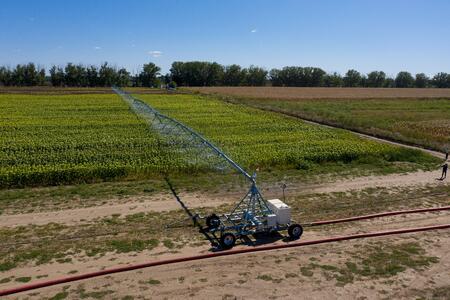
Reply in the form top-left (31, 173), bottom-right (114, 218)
top-left (223, 235), bottom-right (234, 246)
top-left (293, 227), bottom-right (301, 237)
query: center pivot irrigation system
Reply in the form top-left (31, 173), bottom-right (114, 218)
top-left (113, 88), bottom-right (303, 249)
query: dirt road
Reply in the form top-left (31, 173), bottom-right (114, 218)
top-left (3, 210), bottom-right (450, 299)
top-left (1, 170), bottom-right (447, 228)
top-left (1, 168), bottom-right (449, 299)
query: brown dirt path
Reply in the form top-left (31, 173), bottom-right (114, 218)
top-left (3, 211), bottom-right (450, 299)
top-left (1, 170), bottom-right (448, 227)
top-left (301, 169), bottom-right (448, 194)
top-left (0, 194), bottom-right (228, 227)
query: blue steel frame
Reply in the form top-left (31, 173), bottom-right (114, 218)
top-left (113, 88), bottom-right (286, 239)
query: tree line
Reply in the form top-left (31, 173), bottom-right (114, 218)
top-left (270, 68), bottom-right (450, 88)
top-left (0, 63), bottom-right (46, 86)
top-left (1, 61), bottom-right (449, 88)
top-left (170, 62), bottom-right (267, 86)
top-left (0, 62), bottom-right (161, 87)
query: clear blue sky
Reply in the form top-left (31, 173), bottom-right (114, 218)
top-left (1, 0), bottom-right (449, 76)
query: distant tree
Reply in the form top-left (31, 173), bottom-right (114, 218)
top-left (64, 63), bottom-right (80, 86)
top-left (323, 72), bottom-right (343, 87)
top-left (0, 67), bottom-right (13, 86)
top-left (76, 64), bottom-right (88, 86)
top-left (202, 62), bottom-right (223, 86)
top-left (160, 73), bottom-right (176, 89)
top-left (243, 65), bottom-right (267, 86)
top-left (343, 69), bottom-right (362, 87)
top-left (12, 64), bottom-right (25, 86)
top-left (184, 62), bottom-right (201, 85)
top-left (98, 62), bottom-right (118, 86)
top-left (367, 71), bottom-right (386, 87)
top-left (182, 61), bottom-right (202, 86)
top-left (395, 71), bottom-right (414, 88)
top-left (304, 67), bottom-right (326, 87)
top-left (268, 66), bottom-right (325, 87)
top-left (269, 68), bottom-right (283, 86)
top-left (156, 75), bottom-right (166, 87)
top-left (10, 65), bottom-right (23, 85)
top-left (161, 73), bottom-right (171, 86)
top-left (432, 72), bottom-right (450, 88)
top-left (49, 66), bottom-right (65, 86)
top-left (10, 63), bottom-right (45, 86)
top-left (414, 73), bottom-right (429, 88)
top-left (360, 74), bottom-right (368, 87)
top-left (86, 65), bottom-right (99, 87)
top-left (277, 67), bottom-right (301, 86)
top-left (138, 63), bottom-right (160, 87)
top-left (37, 68), bottom-right (46, 85)
top-left (117, 68), bottom-right (131, 87)
top-left (23, 64), bottom-right (31, 85)
top-left (4, 61), bottom-right (444, 89)
top-left (168, 81), bottom-right (177, 89)
top-left (383, 77), bottom-right (395, 88)
top-left (223, 64), bottom-right (245, 86)
top-left (170, 62), bottom-right (185, 86)
top-left (169, 61), bottom-right (224, 86)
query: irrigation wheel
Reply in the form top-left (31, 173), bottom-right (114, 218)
top-left (220, 232), bottom-right (236, 249)
top-left (206, 214), bottom-right (221, 229)
top-left (288, 224), bottom-right (303, 239)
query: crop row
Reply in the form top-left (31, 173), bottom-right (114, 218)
top-left (140, 94), bottom-right (436, 170)
top-left (0, 93), bottom-right (437, 188)
top-left (0, 94), bottom-right (183, 187)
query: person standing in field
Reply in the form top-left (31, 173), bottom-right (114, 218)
top-left (441, 162), bottom-right (448, 180)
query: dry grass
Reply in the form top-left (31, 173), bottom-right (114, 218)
top-left (188, 87), bottom-right (450, 151)
top-left (189, 87), bottom-right (450, 99)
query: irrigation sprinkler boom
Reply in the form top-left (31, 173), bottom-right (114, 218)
top-left (113, 88), bottom-right (303, 249)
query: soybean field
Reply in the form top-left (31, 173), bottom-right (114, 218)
top-left (0, 92), bottom-right (438, 188)
top-left (139, 94), bottom-right (436, 170)
top-left (0, 94), bottom-right (177, 187)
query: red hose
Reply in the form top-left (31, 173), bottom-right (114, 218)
top-left (1, 223), bottom-right (449, 297)
top-left (310, 205), bottom-right (450, 226)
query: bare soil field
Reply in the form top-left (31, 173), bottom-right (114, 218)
top-left (190, 86), bottom-right (450, 99)
top-left (0, 169), bottom-right (445, 227)
top-left (1, 171), bottom-right (449, 299)
top-left (4, 211), bottom-right (450, 299)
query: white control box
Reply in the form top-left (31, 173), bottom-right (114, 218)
top-left (266, 214), bottom-right (278, 227)
top-left (267, 199), bottom-right (291, 225)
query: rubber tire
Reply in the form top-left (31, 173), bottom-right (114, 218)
top-left (206, 214), bottom-right (221, 229)
top-left (220, 232), bottom-right (236, 249)
top-left (288, 224), bottom-right (303, 239)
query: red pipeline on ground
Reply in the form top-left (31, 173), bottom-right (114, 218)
top-left (309, 205), bottom-right (450, 226)
top-left (2, 222), bottom-right (450, 297)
